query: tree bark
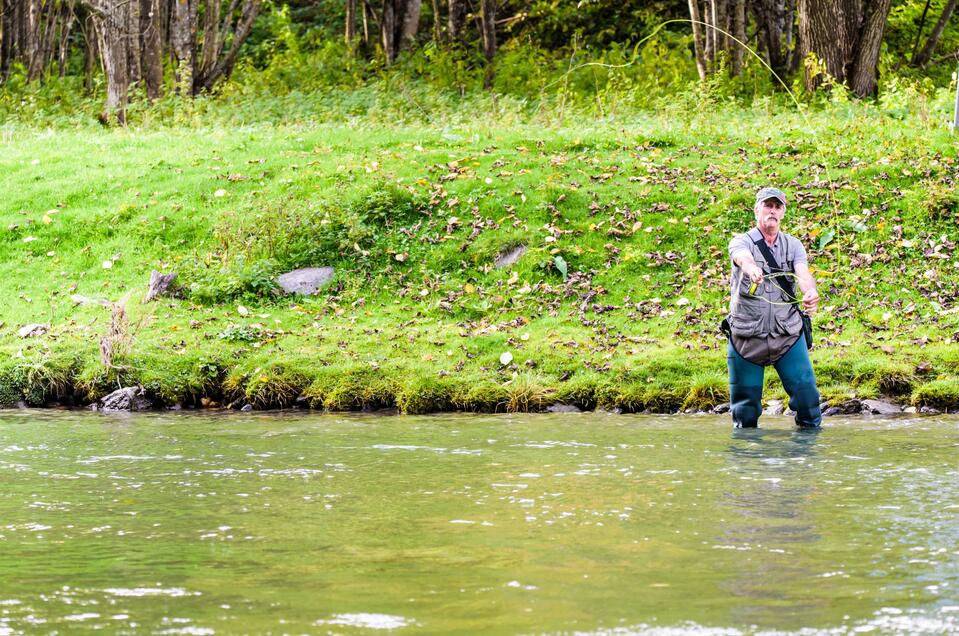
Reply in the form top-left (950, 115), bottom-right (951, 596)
top-left (84, 0), bottom-right (129, 124)
top-left (799, 0), bottom-right (855, 91)
top-left (704, 0), bottom-right (715, 71)
top-left (141, 0), bottom-right (162, 98)
top-left (194, 0), bottom-right (261, 93)
top-left (171, 0), bottom-right (197, 93)
top-left (688, 0), bottom-right (707, 80)
top-left (127, 0), bottom-right (142, 86)
top-left (399, 0), bottom-right (421, 51)
top-left (849, 0), bottom-right (891, 96)
top-left (380, 0), bottom-right (396, 62)
top-left (480, 0), bottom-right (495, 88)
top-left (82, 11), bottom-right (98, 93)
top-left (430, 0), bottom-right (441, 44)
top-left (799, 0), bottom-right (892, 97)
top-left (346, 0), bottom-right (357, 46)
top-left (731, 0), bottom-right (745, 75)
top-left (448, 0), bottom-right (466, 45)
top-left (910, 0), bottom-right (933, 63)
top-left (913, 0), bottom-right (958, 67)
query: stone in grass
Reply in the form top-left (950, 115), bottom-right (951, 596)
top-left (276, 267), bottom-right (335, 295)
top-left (18, 324), bottom-right (48, 338)
top-left (144, 270), bottom-right (178, 301)
top-left (494, 245), bottom-right (526, 269)
top-left (860, 399), bottom-right (902, 415)
top-left (98, 386), bottom-right (152, 412)
top-left (712, 402), bottom-right (731, 414)
top-left (546, 404), bottom-right (581, 413)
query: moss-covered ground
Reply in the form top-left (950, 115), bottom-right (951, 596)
top-left (1, 103), bottom-right (958, 412)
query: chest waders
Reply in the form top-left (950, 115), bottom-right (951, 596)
top-left (725, 237), bottom-right (821, 429)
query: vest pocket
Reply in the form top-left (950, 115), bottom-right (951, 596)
top-left (775, 311), bottom-right (802, 336)
top-left (729, 314), bottom-right (763, 337)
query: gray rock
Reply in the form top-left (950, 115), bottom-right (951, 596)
top-left (903, 406), bottom-right (918, 414)
top-left (764, 400), bottom-right (784, 416)
top-left (276, 267), bottom-right (335, 295)
top-left (145, 270), bottom-right (178, 301)
top-left (547, 404), bottom-right (582, 413)
top-left (920, 405), bottom-right (941, 414)
top-left (712, 402), bottom-right (731, 414)
top-left (861, 399), bottom-right (902, 415)
top-left (18, 323), bottom-right (48, 338)
top-left (823, 399), bottom-right (862, 416)
top-left (494, 245), bottom-right (526, 269)
top-left (100, 386), bottom-right (152, 412)
top-left (241, 404), bottom-right (254, 412)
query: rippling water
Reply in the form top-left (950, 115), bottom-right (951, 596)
top-left (0, 410), bottom-right (957, 634)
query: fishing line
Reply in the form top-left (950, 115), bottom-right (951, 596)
top-left (540, 18), bottom-right (846, 285)
top-left (745, 271), bottom-right (803, 307)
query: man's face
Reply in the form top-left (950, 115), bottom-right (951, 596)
top-left (755, 198), bottom-right (785, 233)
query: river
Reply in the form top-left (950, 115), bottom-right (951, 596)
top-left (0, 411), bottom-right (957, 634)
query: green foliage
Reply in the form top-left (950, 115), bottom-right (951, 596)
top-left (911, 377), bottom-right (959, 408)
top-left (684, 371), bottom-right (729, 411)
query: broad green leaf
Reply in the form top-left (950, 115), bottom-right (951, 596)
top-left (818, 228), bottom-right (836, 250)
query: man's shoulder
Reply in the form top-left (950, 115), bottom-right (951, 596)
top-left (731, 228), bottom-right (760, 244)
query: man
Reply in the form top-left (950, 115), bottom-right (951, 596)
top-left (726, 187), bottom-right (821, 428)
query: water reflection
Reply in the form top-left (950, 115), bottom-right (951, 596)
top-left (719, 426), bottom-right (824, 629)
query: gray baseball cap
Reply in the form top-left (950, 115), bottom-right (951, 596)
top-left (755, 187), bottom-right (787, 205)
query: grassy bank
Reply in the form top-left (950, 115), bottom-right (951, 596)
top-left (1, 101), bottom-right (958, 413)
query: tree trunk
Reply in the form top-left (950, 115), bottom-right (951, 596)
top-left (785, 0), bottom-right (798, 73)
top-left (480, 0), bottom-right (495, 88)
top-left (82, 12), bottom-right (98, 93)
top-left (380, 0), bottom-right (396, 63)
top-left (430, 0), bottom-right (441, 44)
top-left (88, 3), bottom-right (129, 124)
top-left (848, 0), bottom-right (891, 96)
top-left (127, 0), bottom-right (142, 86)
top-left (704, 0), bottom-right (715, 70)
top-left (141, 0), bottom-right (162, 98)
top-left (910, 0), bottom-right (933, 63)
top-left (194, 0), bottom-right (262, 93)
top-left (731, 0), bottom-right (745, 75)
top-left (799, 0), bottom-right (855, 91)
top-left (799, 0), bottom-right (892, 97)
top-left (346, 0), bottom-right (357, 46)
top-left (688, 0), bottom-right (707, 80)
top-left (399, 0), bottom-right (421, 51)
top-left (171, 0), bottom-right (197, 93)
top-left (1, 0), bottom-right (13, 78)
top-left (57, 1), bottom-right (77, 77)
top-left (913, 0), bottom-right (958, 67)
top-left (448, 0), bottom-right (466, 45)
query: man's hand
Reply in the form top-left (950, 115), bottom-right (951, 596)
top-left (742, 262), bottom-right (764, 284)
top-left (802, 288), bottom-right (819, 315)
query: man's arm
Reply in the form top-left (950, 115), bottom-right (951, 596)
top-left (793, 262), bottom-right (819, 315)
top-left (732, 250), bottom-right (764, 284)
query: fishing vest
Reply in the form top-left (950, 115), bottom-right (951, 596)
top-left (727, 229), bottom-right (805, 366)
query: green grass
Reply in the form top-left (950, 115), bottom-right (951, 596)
top-left (1, 98), bottom-right (958, 412)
